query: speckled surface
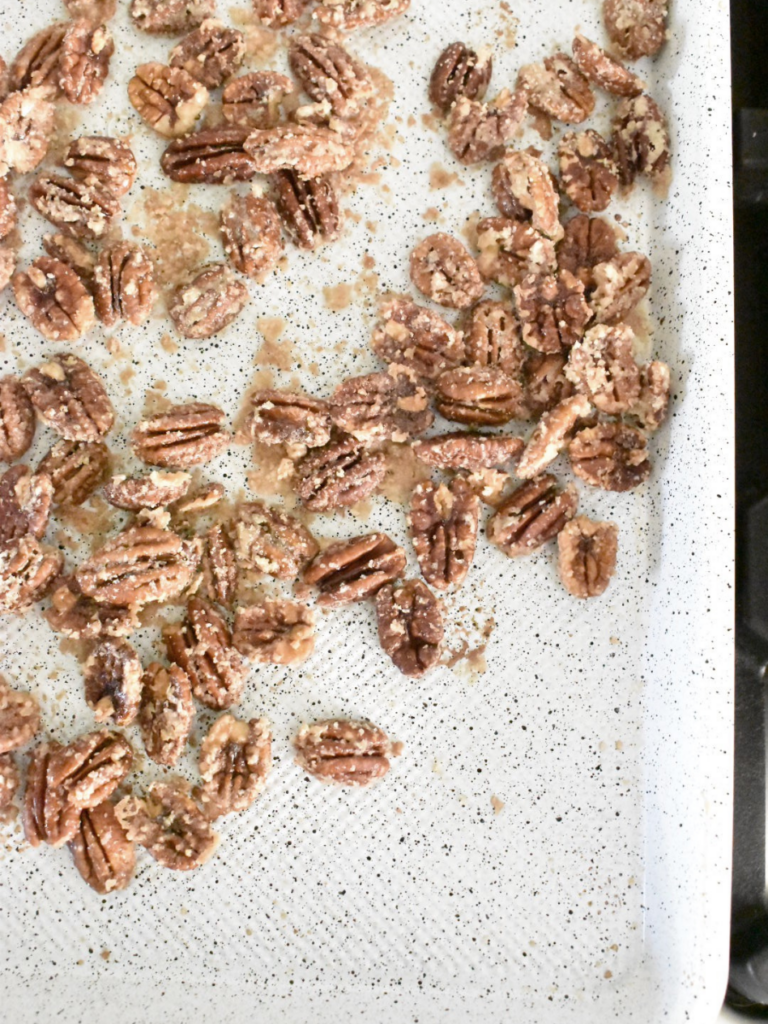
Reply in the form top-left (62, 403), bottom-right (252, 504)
top-left (0, 1), bottom-right (733, 1022)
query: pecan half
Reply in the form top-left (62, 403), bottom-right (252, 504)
top-left (221, 193), bottom-right (283, 280)
top-left (245, 390), bottom-right (332, 448)
top-left (409, 478), bottom-right (479, 590)
top-left (76, 525), bottom-right (202, 607)
top-left (0, 464), bottom-right (53, 544)
top-left (290, 34), bottom-right (372, 119)
top-left (130, 0), bottom-right (216, 34)
top-left (413, 432), bottom-right (524, 471)
top-left (612, 94), bottom-right (670, 188)
top-left (630, 359), bottom-right (670, 432)
top-left (0, 376), bottom-right (35, 464)
top-left (330, 370), bottom-right (433, 443)
top-left (42, 233), bottom-right (96, 286)
top-left (93, 243), bottom-right (156, 327)
top-left (69, 800), bottom-right (135, 894)
top-left (233, 501), bottom-right (318, 580)
top-left (429, 41), bottom-right (492, 114)
top-left (0, 676), bottom-right (41, 754)
top-left (46, 575), bottom-right (140, 639)
top-left (435, 366), bottom-right (528, 426)
top-left (464, 300), bottom-right (525, 377)
top-left (590, 252), bottom-right (651, 324)
top-left (0, 536), bottom-right (63, 613)
top-left (514, 270), bottom-right (591, 354)
top-left (0, 753), bottom-right (19, 810)
top-left (476, 218), bottom-right (557, 289)
top-left (558, 516), bottom-right (618, 598)
top-left (296, 436), bottom-right (387, 511)
top-left (202, 523), bottom-right (237, 608)
top-left (566, 323), bottom-right (641, 414)
top-left (13, 257), bottom-right (96, 342)
top-left (410, 233), bottom-right (484, 310)
top-left (375, 580), bottom-right (443, 677)
top-left (104, 471), bottom-right (191, 511)
top-left (447, 89), bottom-right (528, 165)
top-left (569, 422), bottom-right (650, 491)
top-left (222, 71), bottom-right (294, 128)
top-left (0, 88), bottom-right (55, 176)
top-left (170, 20), bottom-right (244, 89)
top-left (9, 24), bottom-right (67, 98)
top-left (23, 743), bottom-right (81, 847)
top-left (557, 214), bottom-right (618, 290)
top-left (491, 150), bottom-right (562, 240)
top-left (273, 170), bottom-right (341, 250)
top-left (162, 125), bottom-right (257, 183)
top-left (83, 639), bottom-right (143, 726)
top-left (294, 719), bottom-right (399, 786)
top-left (38, 439), bottom-right (111, 506)
top-left (168, 264), bottom-right (249, 339)
top-left (0, 178), bottom-right (17, 240)
top-left (253, 0), bottom-right (309, 25)
top-left (303, 533), bottom-right (406, 606)
top-left (138, 661), bottom-right (194, 766)
top-left (133, 403), bottom-right (230, 470)
top-left (22, 355), bottom-right (114, 442)
top-left (59, 20), bottom-right (114, 105)
top-left (244, 123), bottom-right (354, 178)
top-left (371, 297), bottom-right (464, 380)
top-left (116, 780), bottom-right (218, 870)
top-left (572, 34), bottom-right (644, 96)
top-left (164, 597), bottom-right (248, 710)
top-left (516, 393), bottom-right (593, 479)
top-left (233, 601), bottom-right (314, 665)
top-left (48, 730), bottom-right (133, 811)
top-left (559, 130), bottom-right (618, 214)
top-left (518, 54), bottom-right (595, 124)
top-left (603, 0), bottom-right (668, 60)
top-left (63, 136), bottom-right (137, 197)
top-left (197, 715), bottom-right (272, 819)
top-left (487, 474), bottom-right (577, 557)
top-left (314, 0), bottom-right (411, 29)
top-left (29, 175), bottom-right (120, 241)
top-left (128, 62), bottom-right (209, 138)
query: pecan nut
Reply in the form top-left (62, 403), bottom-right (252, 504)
top-left (413, 432), bottom-right (524, 471)
top-left (244, 390), bottom-right (331, 448)
top-left (172, 482), bottom-right (223, 515)
top-left (590, 252), bottom-right (651, 324)
top-left (130, 0), bottom-right (216, 34)
top-left (491, 150), bottom-right (562, 240)
top-left (558, 516), bottom-right (619, 598)
top-left (603, 0), bottom-right (669, 60)
top-left (221, 193), bottom-right (283, 280)
top-left (23, 743), bottom-right (81, 847)
top-left (30, 174), bottom-right (120, 240)
top-left (133, 403), bottom-right (230, 468)
top-left (38, 439), bottom-right (111, 506)
top-left (569, 422), bottom-right (651, 491)
top-left (116, 780), bottom-right (218, 870)
top-left (476, 218), bottom-right (557, 289)
top-left (169, 20), bottom-right (244, 89)
top-left (69, 800), bottom-right (135, 894)
top-left (138, 661), bottom-right (194, 766)
top-left (59, 19), bottom-right (114, 105)
top-left (571, 34), bottom-right (644, 96)
top-left (524, 351), bottom-right (574, 415)
top-left (48, 729), bottom-right (133, 811)
top-left (65, 0), bottom-right (118, 16)
top-left (244, 123), bottom-right (355, 177)
top-left (63, 136), bottom-right (138, 196)
top-left (464, 300), bottom-right (525, 377)
top-left (253, 0), bottom-right (309, 24)
top-left (13, 257), bottom-right (96, 342)
top-left (435, 366), bottom-right (528, 426)
top-left (104, 471), bottom-right (191, 510)
top-left (0, 676), bottom-right (41, 754)
top-left (22, 355), bottom-right (114, 442)
top-left (8, 24), bottom-right (67, 98)
top-left (273, 170), bottom-right (341, 250)
top-left (0, 178), bottom-right (17, 240)
top-left (46, 575), bottom-right (140, 639)
top-left (197, 715), bottom-right (272, 819)
top-left (81, 639), bottom-right (142, 727)
top-left (93, 243), bottom-right (157, 327)
top-left (164, 597), bottom-right (248, 710)
top-left (314, 0), bottom-right (410, 29)
top-left (566, 323), bottom-right (641, 414)
top-left (516, 393), bottom-right (593, 479)
top-left (429, 41), bottom-right (492, 114)
top-left (409, 478), bottom-right (479, 590)
top-left (0, 536), bottom-right (63, 614)
top-left (233, 601), bottom-right (315, 665)
top-left (447, 89), bottom-right (528, 165)
top-left (630, 359), bottom-right (670, 432)
top-left (375, 580), bottom-right (443, 677)
top-left (410, 233), bottom-right (484, 310)
top-left (0, 464), bottom-right (53, 544)
top-left (233, 501), bottom-right (318, 580)
top-left (613, 94), bottom-right (671, 188)
top-left (0, 753), bottom-right (19, 810)
top-left (559, 130), bottom-right (618, 214)
top-left (330, 370), bottom-right (433, 443)
top-left (162, 126), bottom-right (257, 183)
top-left (289, 34), bottom-right (372, 118)
top-left (294, 719), bottom-right (399, 786)
top-left (303, 533), bottom-right (406, 606)
top-left (487, 474), bottom-right (578, 557)
top-left (128, 62), bottom-right (209, 138)
top-left (0, 246), bottom-right (16, 295)
top-left (556, 214), bottom-right (618, 290)
top-left (296, 436), bottom-right (387, 511)
top-left (518, 54), bottom-right (595, 124)
top-left (42, 233), bottom-right (96, 286)
top-left (0, 88), bottom-right (55, 176)
top-left (222, 71), bottom-right (293, 128)
top-left (202, 523), bottom-right (237, 608)
top-left (168, 264), bottom-right (249, 339)
top-left (514, 270), bottom-right (592, 354)
top-left (371, 297), bottom-right (464, 381)
top-left (0, 376), bottom-right (35, 464)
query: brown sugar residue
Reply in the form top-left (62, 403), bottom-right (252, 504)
top-left (379, 443), bottom-right (431, 505)
top-left (255, 335), bottom-right (293, 372)
top-left (119, 367), bottom-right (135, 386)
top-left (423, 207), bottom-right (441, 222)
top-left (422, 112), bottom-right (440, 133)
top-left (160, 334), bottom-right (179, 354)
top-left (0, 335), bottom-right (6, 352)
top-left (57, 496), bottom-right (119, 547)
top-left (498, 2), bottom-right (519, 47)
top-left (530, 109), bottom-right (553, 141)
top-left (365, 221), bottom-right (378, 235)
top-left (131, 187), bottom-right (219, 287)
top-left (430, 163), bottom-right (463, 190)
top-left (247, 443), bottom-right (296, 505)
top-left (100, 950), bottom-right (111, 962)
top-left (462, 211), bottom-right (482, 250)
top-left (49, 104), bottom-right (83, 162)
top-left (141, 388), bottom-right (174, 418)
top-left (229, 7), bottom-right (280, 60)
top-left (257, 316), bottom-right (286, 345)
top-left (362, 253), bottom-right (376, 270)
top-left (491, 795), bottom-right (505, 816)
top-left (323, 283), bottom-right (354, 311)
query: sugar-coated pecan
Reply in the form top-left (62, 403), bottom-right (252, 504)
top-left (76, 525), bottom-right (202, 607)
top-left (290, 98), bottom-right (363, 143)
top-left (603, 0), bottom-right (668, 60)
top-left (569, 421), bottom-right (650, 491)
top-left (233, 501), bottom-right (318, 580)
top-left (272, 170), bottom-right (340, 250)
top-left (253, 0), bottom-right (309, 24)
top-left (46, 575), bottom-right (140, 639)
top-left (133, 403), bottom-right (230, 468)
top-left (330, 370), bottom-right (433, 443)
top-left (221, 193), bottom-right (283, 280)
top-left (104, 471), bottom-right (191, 511)
top-left (29, 175), bottom-right (120, 241)
top-left (233, 601), bottom-right (314, 665)
top-left (22, 355), bottom-right (114, 442)
top-left (435, 366), bottom-right (528, 426)
top-left (410, 233), bottom-right (484, 310)
top-left (0, 178), bottom-right (17, 240)
top-left (315, 0), bottom-right (410, 29)
top-left (590, 252), bottom-right (651, 324)
top-left (303, 533), bottom-right (406, 607)
top-left (0, 88), bottom-right (55, 176)
top-left (83, 639), bottom-right (142, 726)
top-left (296, 436), bottom-right (387, 511)
top-left (116, 780), bottom-right (218, 870)
top-left (9, 24), bottom-right (67, 98)
top-left (38, 439), bottom-right (111, 506)
top-left (164, 597), bottom-right (248, 710)
top-left (244, 123), bottom-right (354, 177)
top-left (202, 522), bottom-right (237, 608)
top-left (162, 125), bottom-right (257, 183)
top-left (23, 742), bottom-right (81, 847)
top-left (59, 19), bottom-right (114, 105)
top-left (572, 34), bottom-right (644, 96)
top-left (0, 753), bottom-right (19, 810)
top-left (223, 71), bottom-right (293, 128)
top-left (0, 536), bottom-right (63, 614)
top-left (448, 89), bottom-right (528, 165)
top-left (516, 393), bottom-right (593, 479)
top-left (371, 297), bottom-right (464, 381)
top-left (169, 20), bottom-right (244, 89)
top-left (128, 62), bottom-right (209, 138)
top-left (13, 257), bottom-right (96, 342)
top-left (130, 0), bottom-right (216, 34)
top-left (93, 243), bottom-right (157, 327)
top-left (0, 464), bottom-right (53, 545)
top-left (0, 376), bottom-right (35, 464)
top-left (42, 234), bottom-right (96, 286)
top-left (172, 482), bottom-right (223, 514)
top-left (429, 41), bottom-right (492, 114)
top-left (566, 323), bottom-right (641, 414)
top-left (613, 94), bottom-right (670, 188)
top-left (197, 715), bottom-right (272, 819)
top-left (558, 515), bottom-right (618, 598)
top-left (514, 270), bottom-right (592, 354)
top-left (168, 264), bottom-right (249, 339)
top-left (464, 300), bottom-right (525, 377)
top-left (518, 54), bottom-right (595, 124)
top-left (491, 150), bottom-right (562, 240)
top-left (0, 56), bottom-right (7, 101)
top-left (413, 432), bottom-right (524, 471)
top-left (63, 136), bottom-right (137, 197)
top-left (138, 661), bottom-right (194, 766)
top-left (476, 218), bottom-right (557, 289)
top-left (69, 800), bottom-right (135, 894)
top-left (47, 729), bottom-right (133, 811)
top-left (409, 478), bottom-right (479, 590)
top-left (65, 0), bottom-right (118, 16)
top-left (375, 579), bottom-right (443, 677)
top-left (294, 718), bottom-right (398, 786)
top-left (290, 34), bottom-right (372, 118)
top-left (0, 247), bottom-right (15, 294)
top-left (559, 130), bottom-right (618, 214)
top-left (487, 474), bottom-right (577, 557)
top-left (0, 676), bottom-right (40, 755)
top-left (557, 214), bottom-right (618, 290)
top-left (631, 359), bottom-right (670, 432)
top-left (245, 390), bottom-right (331, 448)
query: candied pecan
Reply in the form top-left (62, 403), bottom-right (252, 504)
top-left (169, 20), bottom-right (244, 89)
top-left (296, 436), bottom-right (387, 511)
top-left (133, 404), bottom-right (230, 473)
top-left (139, 661), bottom-right (194, 766)
top-left (604, 0), bottom-right (668, 60)
top-left (0, 376), bottom-right (35, 464)
top-left (0, 676), bottom-right (41, 754)
top-left (202, 523), bottom-right (237, 608)
top-left (558, 516), bottom-right (618, 598)
top-left (8, 24), bottom-right (67, 98)
top-left (12, 257), bottom-right (96, 342)
top-left (569, 422), bottom-right (650, 491)
top-left (487, 475), bottom-right (577, 557)
top-left (162, 126), bottom-right (257, 183)
top-left (42, 234), bottom-right (96, 286)
top-left (330, 370), bottom-right (433, 443)
top-left (76, 525), bottom-right (202, 607)
top-left (514, 270), bottom-right (591, 354)
top-left (524, 351), bottom-right (575, 417)
top-left (197, 715), bottom-right (272, 818)
top-left (221, 193), bottom-right (283, 280)
top-left (233, 501), bottom-right (318, 580)
top-left (557, 214), bottom-right (618, 290)
top-left (128, 63), bottom-right (209, 139)
top-left (23, 742), bottom-right (81, 847)
top-left (447, 89), bottom-right (527, 165)
top-left (476, 218), bottom-right (556, 290)
top-left (243, 123), bottom-right (354, 177)
top-left (303, 533), bottom-right (406, 606)
top-left (294, 718), bottom-right (397, 786)
top-left (22, 355), bottom-right (114, 442)
top-left (435, 366), bottom-right (528, 426)
top-left (38, 440), bottom-right (110, 507)
top-left (559, 130), bottom-right (619, 214)
top-left (168, 264), bottom-right (249, 339)
top-left (572, 34), bottom-right (644, 96)
top-left (83, 639), bottom-right (142, 726)
top-left (314, 0), bottom-right (411, 29)
top-left (413, 432), bottom-right (524, 471)
top-left (591, 252), bottom-right (651, 324)
top-left (371, 297), bottom-right (464, 380)
top-left (245, 390), bottom-right (331, 448)
top-left (0, 536), bottom-right (63, 614)
top-left (172, 482), bottom-right (223, 514)
top-left (0, 178), bottom-right (16, 240)
top-left (0, 87), bottom-right (55, 176)
top-left (429, 42), bottom-right (492, 114)
top-left (0, 464), bottom-right (53, 544)
top-left (291, 98), bottom-right (362, 143)
top-left (46, 575), bottom-right (140, 639)
top-left (253, 0), bottom-right (309, 25)
top-left (290, 34), bottom-right (372, 119)
top-left (491, 150), bottom-right (562, 240)
top-left (0, 753), bottom-right (19, 810)
top-left (518, 54), bottom-right (595, 125)
top-left (63, 136), bottom-right (137, 197)
top-left (0, 247), bottom-right (15, 294)
top-left (410, 234), bottom-right (484, 310)
top-left (409, 478), bottom-right (479, 590)
top-left (93, 243), bottom-right (157, 327)
top-left (631, 360), bottom-right (670, 432)
top-left (164, 597), bottom-right (248, 710)
top-left (59, 19), bottom-right (114, 105)
top-left (49, 730), bottom-right (133, 811)
top-left (223, 71), bottom-right (293, 128)
top-left (464, 300), bottom-right (525, 377)
top-left (0, 56), bottom-right (6, 101)
top-left (116, 780), bottom-right (218, 870)
top-left (29, 175), bottom-right (120, 241)
top-left (516, 393), bottom-right (593, 479)
top-left (104, 471), bottom-right (191, 511)
top-left (130, 0), bottom-right (216, 34)
top-left (566, 323), bottom-right (641, 414)
top-left (65, 0), bottom-right (118, 16)
top-left (272, 170), bottom-right (340, 250)
top-left (69, 800), bottom-right (135, 894)
top-left (613, 94), bottom-right (670, 188)
top-left (375, 580), bottom-right (443, 678)
top-left (233, 601), bottom-right (314, 665)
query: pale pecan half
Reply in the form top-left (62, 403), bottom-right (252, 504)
top-left (330, 370), bottom-right (433, 443)
top-left (164, 597), bottom-right (248, 710)
top-left (244, 123), bottom-right (354, 178)
top-left (69, 800), bottom-right (135, 894)
top-left (168, 264), bottom-right (249, 339)
top-left (202, 522), bottom-right (236, 608)
top-left (514, 270), bottom-right (592, 354)
top-left (128, 62), bottom-right (209, 138)
top-left (294, 719), bottom-right (399, 786)
top-left (245, 390), bottom-right (332, 448)
top-left (590, 252), bottom-right (651, 324)
top-left (410, 233), bottom-right (484, 310)
top-left (0, 536), bottom-right (63, 613)
top-left (371, 297), bottom-right (463, 380)
top-left (0, 676), bottom-right (41, 754)
top-left (603, 0), bottom-right (668, 60)
top-left (464, 300), bottom-right (526, 377)
top-left (612, 94), bottom-right (670, 188)
top-left (13, 257), bottom-right (96, 342)
top-left (572, 34), bottom-right (644, 96)
top-left (22, 355), bottom-right (114, 442)
top-left (296, 436), bottom-right (387, 511)
top-left (197, 715), bottom-right (272, 819)
top-left (303, 533), bottom-right (406, 607)
top-left (48, 729), bottom-right (133, 811)
top-left (0, 753), bottom-right (19, 810)
top-left (162, 126), bottom-right (257, 183)
top-left (409, 478), bottom-right (479, 590)
top-left (0, 464), bottom-right (53, 544)
top-left (559, 130), bottom-right (619, 214)
top-left (569, 422), bottom-right (650, 491)
top-left (558, 515), bottom-right (618, 598)
top-left (290, 34), bottom-right (372, 119)
top-left (0, 376), bottom-right (35, 464)
top-left (253, 0), bottom-right (309, 25)
top-left (375, 579), bottom-right (443, 678)
top-left (130, 0), bottom-right (216, 34)
top-left (138, 661), bottom-right (194, 766)
top-left (169, 20), bottom-right (245, 89)
top-left (233, 601), bottom-right (315, 665)
top-left (9, 24), bottom-right (66, 98)
top-left (556, 214), bottom-right (618, 290)
top-left (116, 779), bottom-right (218, 870)
top-left (63, 136), bottom-right (138, 197)
top-left (59, 20), bottom-right (114, 105)
top-left (83, 639), bottom-right (143, 726)
top-left (133, 403), bottom-right (229, 469)
top-left (23, 742), bottom-right (81, 847)
top-left (273, 170), bottom-right (341, 250)
top-left (314, 0), bottom-right (411, 29)
top-left (630, 359), bottom-right (670, 432)
top-left (487, 474), bottom-right (578, 557)
top-left (29, 175), bottom-right (121, 241)
top-left (447, 89), bottom-right (528, 165)
top-left (429, 41), bottom-right (492, 114)
top-left (476, 218), bottom-right (557, 289)
top-left (413, 432), bottom-right (524, 471)
top-left (491, 150), bottom-right (562, 240)
top-left (566, 323), bottom-right (641, 414)
top-left (435, 366), bottom-right (528, 426)
top-left (233, 501), bottom-right (318, 580)
top-left (516, 393), bottom-right (593, 479)
top-left (222, 71), bottom-right (294, 128)
top-left (0, 87), bottom-right (55, 176)
top-left (221, 193), bottom-right (283, 280)
top-left (518, 54), bottom-right (595, 124)
top-left (46, 575), bottom-right (141, 640)
top-left (0, 178), bottom-right (17, 240)
top-left (42, 233), bottom-right (96, 286)
top-left (38, 439), bottom-right (111, 506)
top-left (104, 471), bottom-right (191, 511)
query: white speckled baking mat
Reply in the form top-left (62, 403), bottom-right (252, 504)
top-left (0, 1), bottom-right (733, 1022)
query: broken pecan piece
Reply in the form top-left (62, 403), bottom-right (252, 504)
top-left (168, 264), bottom-right (249, 339)
top-left (429, 41), bottom-right (492, 114)
top-left (330, 370), bottom-right (433, 442)
top-left (13, 257), bottom-right (96, 342)
top-left (30, 174), bottom-right (120, 241)
top-left (0, 178), bottom-right (17, 240)
top-left (464, 300), bottom-right (526, 377)
top-left (245, 390), bottom-right (332, 448)
top-left (164, 597), bottom-right (248, 710)
top-left (133, 403), bottom-right (230, 468)
top-left (409, 478), bottom-right (479, 590)
top-left (138, 661), bottom-right (194, 766)
top-left (130, 0), bottom-right (216, 34)
top-left (9, 24), bottom-right (67, 98)
top-left (202, 523), bottom-right (237, 608)
top-left (233, 501), bottom-right (318, 580)
top-left (514, 270), bottom-right (592, 354)
top-left (566, 323), bottom-right (641, 414)
top-left (253, 0), bottom-right (309, 25)
top-left (69, 800), bottom-right (135, 894)
top-left (410, 233), bottom-right (484, 310)
top-left (49, 729), bottom-right (133, 811)
top-left (0, 753), bottom-right (19, 810)
top-left (0, 536), bottom-right (63, 613)
top-left (296, 436), bottom-right (387, 511)
top-left (572, 34), bottom-right (644, 96)
top-left (23, 742), bottom-right (81, 847)
top-left (518, 54), bottom-right (595, 124)
top-left (244, 123), bottom-right (354, 177)
top-left (129, 62), bottom-right (209, 138)
top-left (46, 576), bottom-right (140, 640)
top-left (93, 243), bottom-right (157, 327)
top-left (63, 136), bottom-right (137, 197)
top-left (0, 87), bottom-right (55, 176)
top-left (0, 247), bottom-right (16, 295)
top-left (290, 34), bottom-right (372, 119)
top-left (0, 464), bottom-right (53, 544)
top-left (59, 19), bottom-right (114, 105)
top-left (630, 360), bottom-right (670, 432)
top-left (116, 779), bottom-right (218, 870)
top-left (65, 0), bottom-right (118, 17)
top-left (436, 366), bottom-right (528, 426)
top-left (170, 20), bottom-right (244, 89)
top-left (23, 355), bottom-right (114, 442)
top-left (447, 89), bottom-right (528, 165)
top-left (222, 71), bottom-right (294, 128)
top-left (162, 125), bottom-right (257, 183)
top-left (42, 233), bottom-right (96, 286)
top-left (104, 471), bottom-right (191, 511)
top-left (0, 676), bottom-right (41, 754)
top-left (569, 422), bottom-right (651, 491)
top-left (559, 130), bottom-right (619, 214)
top-left (603, 0), bottom-right (669, 60)
top-left (221, 193), bottom-right (283, 280)
top-left (413, 432), bottom-right (524, 471)
top-left (83, 639), bottom-right (143, 726)
top-left (558, 516), bottom-right (618, 598)
top-left (314, 0), bottom-right (411, 29)
top-left (375, 580), bottom-right (443, 678)
top-left (233, 601), bottom-right (315, 665)
top-left (38, 439), bottom-right (111, 506)
top-left (492, 150), bottom-right (562, 240)
top-left (476, 218), bottom-right (557, 289)
top-left (273, 170), bottom-right (341, 250)
top-left (487, 474), bottom-right (578, 557)
top-left (517, 393), bottom-right (593, 479)
top-left (303, 533), bottom-right (406, 607)
top-left (371, 297), bottom-right (464, 381)
top-left (0, 376), bottom-right (35, 464)
top-left (557, 214), bottom-right (618, 290)
top-left (197, 715), bottom-right (272, 819)
top-left (613, 94), bottom-right (671, 188)
top-left (590, 252), bottom-right (651, 324)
